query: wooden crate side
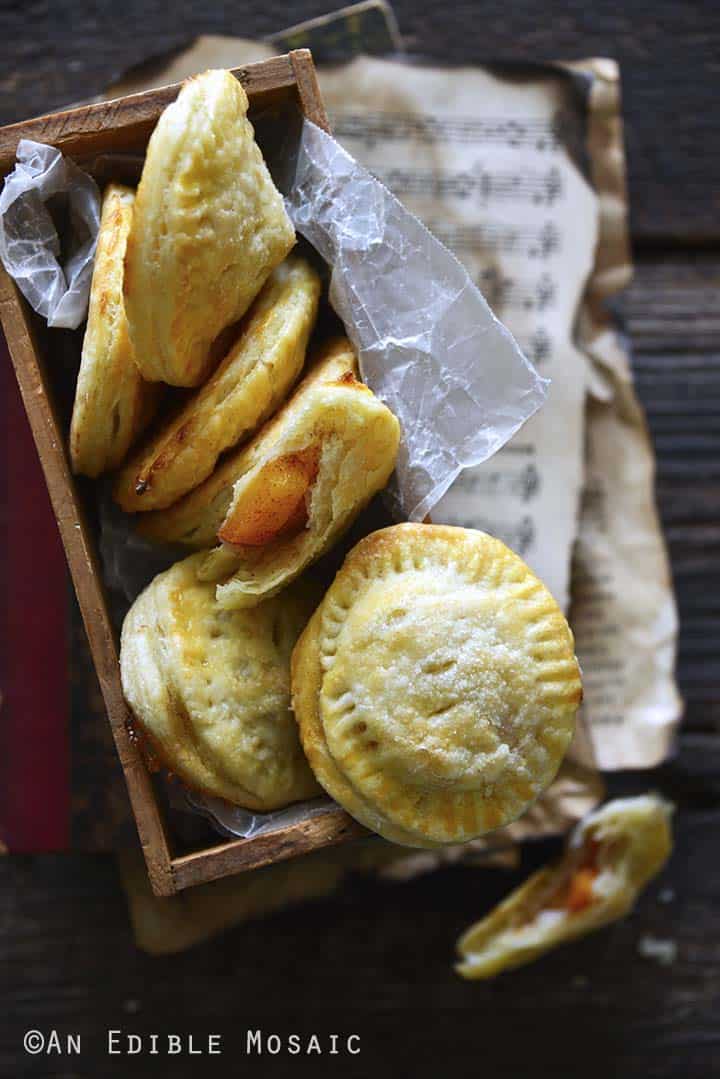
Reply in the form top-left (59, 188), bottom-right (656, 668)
top-left (171, 811), bottom-right (366, 892)
top-left (0, 54), bottom-right (299, 172)
top-left (0, 50), bottom-right (356, 895)
top-left (0, 269), bottom-right (176, 895)
top-left (289, 49), bottom-right (331, 132)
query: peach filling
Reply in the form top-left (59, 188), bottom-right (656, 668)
top-left (218, 446), bottom-right (320, 548)
top-left (546, 840), bottom-right (600, 915)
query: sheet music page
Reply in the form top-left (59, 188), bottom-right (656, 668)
top-left (565, 59), bottom-right (682, 767)
top-left (318, 58), bottom-right (598, 611)
top-left (571, 390), bottom-right (682, 767)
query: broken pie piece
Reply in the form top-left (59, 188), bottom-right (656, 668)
top-left (456, 794), bottom-right (673, 979)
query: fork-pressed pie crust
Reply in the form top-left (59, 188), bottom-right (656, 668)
top-left (120, 553), bottom-right (320, 809)
top-left (292, 524), bottom-right (582, 847)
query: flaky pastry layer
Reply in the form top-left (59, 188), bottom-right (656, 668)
top-left (457, 794), bottom-right (673, 978)
top-left (115, 256), bottom-right (320, 512)
top-left (139, 337), bottom-right (401, 609)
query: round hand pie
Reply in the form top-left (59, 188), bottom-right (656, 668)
top-left (113, 255), bottom-right (320, 512)
top-left (124, 68), bottom-right (295, 387)
top-left (120, 553), bottom-right (320, 810)
top-left (292, 524), bottom-right (582, 846)
top-left (70, 183), bottom-right (157, 477)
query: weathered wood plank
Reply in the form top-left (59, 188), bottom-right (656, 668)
top-left (2, 738), bottom-right (719, 1077)
top-left (171, 812), bottom-right (367, 891)
top-left (0, 7), bottom-right (717, 1075)
top-left (625, 255), bottom-right (720, 351)
top-left (624, 255), bottom-right (720, 736)
top-left (0, 55), bottom-right (298, 173)
top-left (0, 1), bottom-right (715, 243)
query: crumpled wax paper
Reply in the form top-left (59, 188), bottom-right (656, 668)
top-left (285, 119), bottom-right (549, 521)
top-left (178, 788), bottom-right (339, 840)
top-left (0, 139), bottom-right (100, 328)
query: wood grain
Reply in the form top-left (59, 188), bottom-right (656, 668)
top-left (2, 740), bottom-right (719, 1077)
top-left (624, 255), bottom-right (720, 731)
top-left (0, 52), bottom-right (368, 896)
top-left (289, 48), bottom-right (330, 131)
top-left (172, 811), bottom-right (367, 891)
top-left (0, 6), bottom-right (718, 1076)
top-left (0, 1), bottom-right (715, 243)
top-left (0, 270), bottom-right (176, 897)
top-left (0, 54), bottom-right (299, 172)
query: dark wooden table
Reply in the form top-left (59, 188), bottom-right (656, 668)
top-left (2, 3), bottom-right (719, 1077)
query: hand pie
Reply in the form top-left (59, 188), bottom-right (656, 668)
top-left (120, 553), bottom-right (321, 810)
top-left (456, 794), bottom-right (673, 979)
top-left (139, 337), bottom-right (401, 609)
top-left (124, 69), bottom-right (295, 387)
top-left (113, 256), bottom-right (320, 513)
top-left (292, 524), bottom-right (582, 847)
top-left (69, 184), bottom-right (157, 477)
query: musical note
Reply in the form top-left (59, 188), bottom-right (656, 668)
top-left (528, 221), bottom-right (560, 259)
top-left (477, 269), bottom-right (557, 313)
top-left (535, 273), bottom-right (555, 311)
top-left (518, 328), bottom-right (553, 367)
top-left (478, 266), bottom-right (513, 310)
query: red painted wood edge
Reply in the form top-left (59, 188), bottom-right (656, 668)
top-left (0, 334), bottom-right (70, 851)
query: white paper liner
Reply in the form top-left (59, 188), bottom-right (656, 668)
top-left (177, 788), bottom-right (338, 840)
top-left (98, 486), bottom-right (185, 607)
top-left (285, 119), bottom-right (549, 521)
top-left (0, 139), bottom-right (100, 328)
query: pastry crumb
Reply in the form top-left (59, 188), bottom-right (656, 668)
top-left (637, 934), bottom-right (677, 966)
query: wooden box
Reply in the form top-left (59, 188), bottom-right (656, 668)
top-left (0, 51), bottom-right (366, 896)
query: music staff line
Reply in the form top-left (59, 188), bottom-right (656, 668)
top-left (373, 164), bottom-right (563, 207)
top-left (331, 109), bottom-right (576, 152)
top-left (451, 463), bottom-right (541, 502)
top-left (516, 327), bottom-right (553, 367)
top-left (440, 514), bottom-right (536, 558)
top-left (425, 219), bottom-right (560, 260)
